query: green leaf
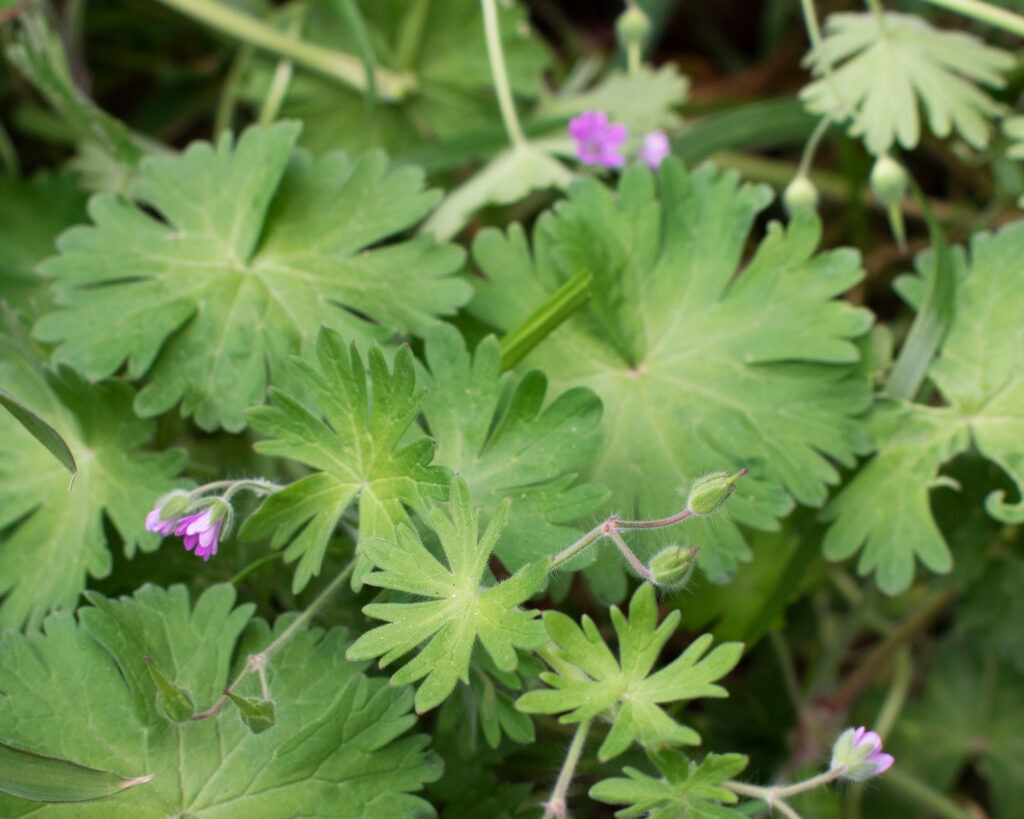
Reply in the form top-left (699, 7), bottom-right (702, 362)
top-left (421, 144), bottom-right (574, 242)
top-left (890, 636), bottom-right (1024, 817)
top-left (960, 558), bottom-right (1024, 676)
top-left (34, 122), bottom-right (469, 431)
top-left (244, 0), bottom-right (549, 155)
top-left (0, 584), bottom-right (441, 817)
top-left (0, 385), bottom-right (76, 480)
top-left (0, 322), bottom-right (186, 630)
top-left (0, 172), bottom-right (86, 314)
top-left (242, 329), bottom-right (451, 592)
top-left (421, 324), bottom-right (607, 571)
top-left (347, 476), bottom-right (548, 714)
top-left (824, 221), bottom-right (1024, 592)
top-left (516, 584), bottom-right (742, 761)
top-left (0, 742), bottom-right (152, 804)
top-left (470, 162), bottom-right (872, 591)
top-left (801, 11), bottom-right (1013, 155)
top-left (590, 749), bottom-right (748, 819)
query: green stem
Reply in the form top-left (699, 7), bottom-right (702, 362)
top-left (259, 4), bottom-right (308, 126)
top-left (874, 649), bottom-right (912, 738)
top-left (798, 0), bottom-right (824, 51)
top-left (543, 719), bottom-right (591, 819)
top-left (194, 558), bottom-right (356, 719)
top-left (919, 0), bottom-right (1024, 37)
top-left (770, 631), bottom-right (803, 713)
top-left (882, 767), bottom-right (978, 819)
top-left (500, 272), bottom-right (592, 371)
top-left (153, 0), bottom-right (415, 100)
top-left (480, 0), bottom-right (526, 146)
top-left (726, 766), bottom-right (844, 807)
top-left (215, 43), bottom-right (255, 137)
top-left (796, 116), bottom-right (831, 180)
top-left (548, 521), bottom-right (607, 572)
top-left (608, 529), bottom-right (652, 582)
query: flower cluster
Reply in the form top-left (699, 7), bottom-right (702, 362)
top-left (568, 110), bottom-right (670, 170)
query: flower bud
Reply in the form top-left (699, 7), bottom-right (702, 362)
top-left (830, 726), bottom-right (894, 781)
top-left (144, 656), bottom-right (194, 723)
top-left (616, 5), bottom-right (650, 50)
top-left (648, 545), bottom-right (698, 588)
top-left (226, 691), bottom-right (276, 734)
top-left (783, 175), bottom-right (819, 217)
top-left (869, 154), bottom-right (907, 207)
top-left (686, 469), bottom-right (747, 517)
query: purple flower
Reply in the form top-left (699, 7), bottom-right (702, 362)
top-left (831, 726), bottom-right (894, 781)
top-left (638, 130), bottom-right (670, 169)
top-left (174, 509), bottom-right (223, 562)
top-left (569, 110), bottom-right (628, 168)
top-left (145, 505), bottom-right (179, 537)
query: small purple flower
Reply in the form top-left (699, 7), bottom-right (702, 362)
top-left (569, 110), bottom-right (628, 168)
top-left (638, 130), bottom-right (670, 169)
top-left (174, 509), bottom-right (223, 562)
top-left (831, 726), bottom-right (894, 781)
top-left (145, 506), bottom-right (179, 537)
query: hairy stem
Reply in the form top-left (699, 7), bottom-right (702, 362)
top-left (543, 719), bottom-right (591, 819)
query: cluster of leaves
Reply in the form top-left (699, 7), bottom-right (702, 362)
top-left (2, 0), bottom-right (1024, 816)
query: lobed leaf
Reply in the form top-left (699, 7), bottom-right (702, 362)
top-left (0, 584), bottom-right (441, 817)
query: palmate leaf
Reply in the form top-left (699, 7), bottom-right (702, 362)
top-left (421, 324), bottom-right (607, 571)
top-left (801, 12), bottom-right (1013, 155)
top-left (824, 222), bottom-right (1024, 592)
top-left (35, 122), bottom-right (468, 431)
top-left (0, 319), bottom-right (186, 630)
top-left (0, 584), bottom-right (441, 817)
top-left (471, 161), bottom-right (872, 595)
top-left (347, 476), bottom-right (548, 714)
top-left (590, 749), bottom-right (748, 819)
top-left (516, 584), bottom-right (742, 762)
top-left (241, 329), bottom-right (450, 592)
top-left (244, 0), bottom-right (549, 155)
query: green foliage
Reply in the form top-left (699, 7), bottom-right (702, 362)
top-left (0, 322), bottom-right (186, 630)
top-left (242, 330), bottom-right (450, 592)
top-left (890, 637), bottom-right (1024, 817)
top-left (517, 584), bottom-right (742, 761)
top-left (35, 122), bottom-right (468, 431)
top-left (347, 476), bottom-right (548, 713)
top-left (471, 162), bottom-right (872, 593)
top-left (590, 749), bottom-right (749, 818)
top-left (801, 12), bottom-right (1014, 155)
top-left (244, 0), bottom-right (549, 154)
top-left (0, 584), bottom-right (441, 817)
top-left (421, 324), bottom-right (607, 570)
top-left (824, 222), bottom-right (1024, 592)
top-left (0, 173), bottom-right (86, 314)
top-left (0, 742), bottom-right (151, 804)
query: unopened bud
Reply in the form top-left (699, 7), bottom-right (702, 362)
top-left (226, 691), bottom-right (276, 734)
top-left (783, 175), bottom-right (819, 217)
top-left (157, 491), bottom-right (190, 520)
top-left (144, 656), bottom-right (194, 723)
top-left (686, 469), bottom-right (747, 516)
top-left (869, 155), bottom-right (907, 207)
top-left (648, 545), bottom-right (698, 588)
top-left (616, 5), bottom-right (650, 50)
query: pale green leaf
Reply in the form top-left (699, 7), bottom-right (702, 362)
top-left (471, 162), bottom-right (872, 593)
top-left (421, 324), bottom-right (607, 571)
top-left (590, 749), bottom-right (748, 819)
top-left (801, 12), bottom-right (1013, 155)
top-left (516, 584), bottom-right (742, 761)
top-left (347, 476), bottom-right (548, 714)
top-left (824, 222), bottom-right (1024, 592)
top-left (0, 742), bottom-right (152, 804)
top-left (35, 122), bottom-right (468, 431)
top-left (0, 584), bottom-right (441, 817)
top-left (0, 321), bottom-right (186, 630)
top-left (241, 329), bottom-right (451, 592)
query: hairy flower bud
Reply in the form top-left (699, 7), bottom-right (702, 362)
top-left (616, 5), bottom-right (650, 50)
top-left (869, 154), bottom-right (908, 207)
top-left (648, 545), bottom-right (698, 588)
top-left (783, 175), bottom-right (819, 217)
top-left (686, 469), bottom-right (747, 516)
top-left (831, 726), bottom-right (894, 781)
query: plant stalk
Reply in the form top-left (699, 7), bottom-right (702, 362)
top-left (480, 0), bottom-right (526, 146)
